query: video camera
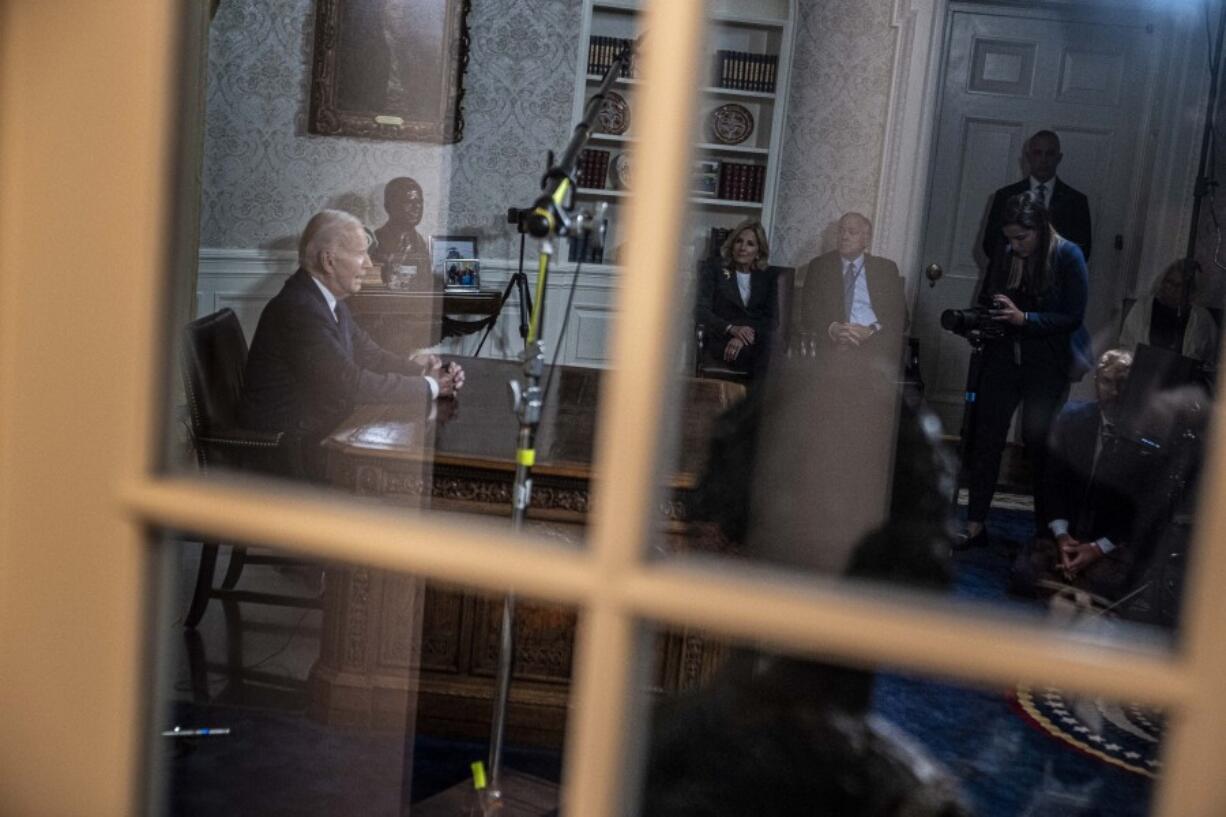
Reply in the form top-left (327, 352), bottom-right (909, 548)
top-left (506, 207), bottom-right (533, 235)
top-left (939, 306), bottom-right (1006, 341)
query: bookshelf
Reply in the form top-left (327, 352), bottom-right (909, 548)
top-left (575, 187), bottom-right (766, 211)
top-left (571, 0), bottom-right (796, 268)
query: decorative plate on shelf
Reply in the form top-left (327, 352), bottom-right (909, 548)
top-left (596, 91), bottom-right (631, 136)
top-left (611, 153), bottom-right (631, 190)
top-left (709, 103), bottom-right (754, 145)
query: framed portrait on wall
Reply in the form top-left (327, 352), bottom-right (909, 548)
top-left (309, 0), bottom-right (472, 143)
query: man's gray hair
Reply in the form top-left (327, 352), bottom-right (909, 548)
top-left (299, 209), bottom-right (366, 271)
top-left (839, 211), bottom-right (873, 236)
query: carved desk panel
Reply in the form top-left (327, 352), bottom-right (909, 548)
top-left (309, 358), bottom-right (745, 745)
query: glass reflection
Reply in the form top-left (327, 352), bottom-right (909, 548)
top-left (175, 0), bottom-right (659, 550)
top-left (615, 0), bottom-right (1226, 647)
top-left (639, 642), bottom-right (1161, 817)
top-left (675, 302), bottom-right (1210, 631)
top-left (151, 537), bottom-right (574, 816)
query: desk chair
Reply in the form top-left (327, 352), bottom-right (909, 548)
top-left (180, 308), bottom-right (322, 629)
top-left (695, 265), bottom-right (795, 382)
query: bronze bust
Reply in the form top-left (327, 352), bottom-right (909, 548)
top-left (373, 176), bottom-right (433, 290)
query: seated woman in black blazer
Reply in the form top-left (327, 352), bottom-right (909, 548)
top-left (694, 219), bottom-right (778, 378)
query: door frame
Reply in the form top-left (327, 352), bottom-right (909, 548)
top-left (875, 0), bottom-right (1209, 308)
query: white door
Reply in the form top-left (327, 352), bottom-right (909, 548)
top-left (915, 4), bottom-right (1158, 430)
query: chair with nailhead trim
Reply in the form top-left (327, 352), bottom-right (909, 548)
top-left (179, 308), bottom-right (322, 629)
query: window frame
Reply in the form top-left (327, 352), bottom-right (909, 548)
top-left (3, 1), bottom-right (1226, 815)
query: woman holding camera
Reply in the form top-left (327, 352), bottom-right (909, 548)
top-left (960, 192), bottom-right (1092, 549)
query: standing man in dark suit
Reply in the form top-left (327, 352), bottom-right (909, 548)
top-left (982, 130), bottom-right (1092, 262)
top-left (239, 209), bottom-right (464, 479)
top-left (799, 212), bottom-right (907, 376)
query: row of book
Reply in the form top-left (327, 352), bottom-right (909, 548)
top-left (577, 149), bottom-right (611, 189)
top-left (587, 36), bottom-right (637, 78)
top-left (586, 38), bottom-right (778, 94)
top-left (717, 161), bottom-right (766, 203)
top-left (581, 150), bottom-right (764, 203)
top-left (713, 50), bottom-right (778, 93)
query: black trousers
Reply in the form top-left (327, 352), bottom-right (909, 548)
top-left (966, 344), bottom-right (1068, 526)
top-left (702, 330), bottom-right (774, 378)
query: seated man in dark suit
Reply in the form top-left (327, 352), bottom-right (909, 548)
top-left (798, 212), bottom-right (907, 376)
top-left (1011, 349), bottom-right (1142, 600)
top-left (239, 209), bottom-right (464, 479)
top-left (982, 130), bottom-right (1092, 262)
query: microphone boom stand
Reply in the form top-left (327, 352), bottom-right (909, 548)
top-left (480, 40), bottom-right (634, 816)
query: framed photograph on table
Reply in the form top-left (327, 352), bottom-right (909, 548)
top-left (308, 0), bottom-right (472, 143)
top-left (431, 235), bottom-right (480, 290)
top-left (443, 259), bottom-right (481, 291)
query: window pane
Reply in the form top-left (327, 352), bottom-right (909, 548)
top-left (635, 631), bottom-right (1162, 817)
top-left (168, 0), bottom-right (663, 547)
top-left (148, 533), bottom-right (578, 815)
top-left (658, 0), bottom-right (1215, 643)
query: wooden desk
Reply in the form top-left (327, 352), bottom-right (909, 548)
top-left (348, 285), bottom-right (502, 354)
top-left (308, 359), bottom-right (745, 743)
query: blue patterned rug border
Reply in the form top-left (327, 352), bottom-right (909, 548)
top-left (1013, 684), bottom-right (1161, 779)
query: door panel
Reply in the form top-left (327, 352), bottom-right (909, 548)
top-left (917, 8), bottom-right (1156, 429)
top-left (955, 118), bottom-right (1024, 276)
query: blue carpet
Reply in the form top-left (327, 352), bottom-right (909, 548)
top-left (870, 506), bottom-right (1157, 817)
top-left (161, 509), bottom-right (1157, 815)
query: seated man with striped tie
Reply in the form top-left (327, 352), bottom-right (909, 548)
top-left (798, 211), bottom-right (907, 378)
top-left (238, 209), bottom-right (464, 480)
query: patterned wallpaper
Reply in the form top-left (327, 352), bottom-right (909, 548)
top-left (772, 0), bottom-right (898, 268)
top-left (201, 0), bottom-right (900, 268)
top-left (201, 0), bottom-right (579, 259)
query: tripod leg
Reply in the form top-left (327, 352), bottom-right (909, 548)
top-left (475, 232), bottom-right (536, 357)
top-left (958, 343), bottom-right (985, 494)
top-left (474, 274), bottom-right (521, 357)
top-left (514, 271), bottom-right (532, 344)
top-left (516, 231), bottom-right (531, 342)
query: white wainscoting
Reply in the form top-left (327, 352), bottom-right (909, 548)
top-left (196, 248), bottom-right (627, 367)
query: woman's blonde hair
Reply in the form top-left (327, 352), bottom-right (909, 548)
top-left (1097, 347), bottom-right (1133, 378)
top-left (1150, 258), bottom-right (1199, 307)
top-left (720, 219), bottom-right (770, 272)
